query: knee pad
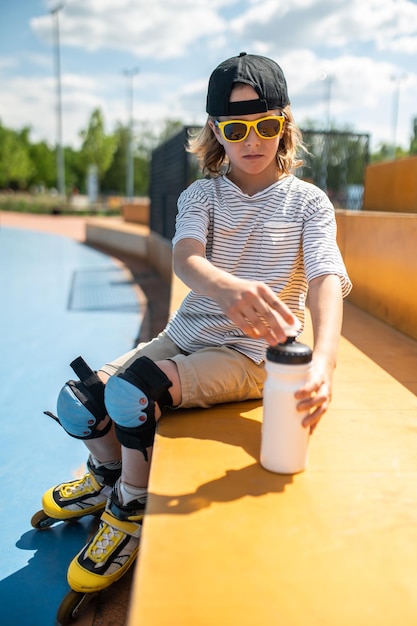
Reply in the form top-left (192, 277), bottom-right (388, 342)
top-left (104, 356), bottom-right (173, 461)
top-left (45, 356), bottom-right (111, 440)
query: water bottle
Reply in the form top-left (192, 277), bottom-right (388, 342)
top-left (261, 337), bottom-right (313, 474)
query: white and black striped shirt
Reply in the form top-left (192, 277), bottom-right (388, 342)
top-left (165, 175), bottom-right (352, 364)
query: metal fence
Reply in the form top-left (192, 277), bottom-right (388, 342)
top-left (298, 130), bottom-right (370, 211)
top-left (149, 126), bottom-right (200, 240)
top-left (149, 127), bottom-right (370, 240)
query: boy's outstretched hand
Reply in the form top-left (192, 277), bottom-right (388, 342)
top-left (214, 276), bottom-right (300, 345)
top-left (174, 239), bottom-right (300, 345)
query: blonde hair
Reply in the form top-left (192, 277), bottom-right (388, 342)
top-left (187, 105), bottom-right (304, 177)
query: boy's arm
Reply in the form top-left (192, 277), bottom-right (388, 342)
top-left (295, 273), bottom-right (343, 432)
top-left (173, 237), bottom-right (298, 345)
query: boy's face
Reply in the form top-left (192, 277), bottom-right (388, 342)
top-left (209, 84), bottom-right (284, 180)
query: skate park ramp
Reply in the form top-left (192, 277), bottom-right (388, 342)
top-left (0, 226), bottom-right (142, 626)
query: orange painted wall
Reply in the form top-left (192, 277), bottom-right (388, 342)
top-left (336, 210), bottom-right (417, 341)
top-left (363, 156), bottom-right (417, 212)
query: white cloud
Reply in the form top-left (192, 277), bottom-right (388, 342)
top-left (230, 0), bottom-right (417, 56)
top-left (2, 0), bottom-right (416, 150)
top-left (0, 56), bottom-right (19, 70)
top-left (0, 75), bottom-right (55, 143)
top-left (276, 48), bottom-right (416, 150)
top-left (32, 0), bottom-right (231, 59)
top-left (24, 0), bottom-right (417, 67)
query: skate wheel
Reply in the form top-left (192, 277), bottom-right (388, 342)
top-left (30, 509), bottom-right (58, 529)
top-left (56, 589), bottom-right (95, 625)
top-left (31, 510), bottom-right (84, 529)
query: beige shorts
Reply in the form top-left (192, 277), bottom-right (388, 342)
top-left (100, 331), bottom-right (266, 409)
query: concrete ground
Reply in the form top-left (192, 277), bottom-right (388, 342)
top-left (1, 210), bottom-right (170, 626)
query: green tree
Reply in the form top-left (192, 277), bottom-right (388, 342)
top-left (371, 143), bottom-right (408, 162)
top-left (28, 141), bottom-right (56, 189)
top-left (64, 146), bottom-right (86, 194)
top-left (136, 119), bottom-right (183, 159)
top-left (134, 120), bottom-right (182, 195)
top-left (78, 109), bottom-right (117, 184)
top-left (0, 114), bottom-right (186, 196)
top-left (102, 125), bottom-right (149, 196)
top-left (409, 117), bottom-right (417, 155)
top-left (101, 123), bottom-right (149, 196)
top-left (0, 123), bottom-right (34, 189)
top-left (298, 128), bottom-right (369, 194)
top-left (102, 119), bottom-right (182, 197)
top-left (102, 124), bottom-right (129, 195)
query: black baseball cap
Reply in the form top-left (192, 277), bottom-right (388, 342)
top-left (206, 52), bottom-right (290, 117)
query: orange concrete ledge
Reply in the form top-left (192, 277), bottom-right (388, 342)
top-left (336, 210), bottom-right (417, 343)
top-left (127, 283), bottom-right (417, 626)
top-left (85, 217), bottom-right (173, 284)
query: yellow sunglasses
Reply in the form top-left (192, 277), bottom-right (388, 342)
top-left (214, 115), bottom-right (285, 142)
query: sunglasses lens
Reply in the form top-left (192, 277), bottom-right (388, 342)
top-left (219, 117), bottom-right (283, 142)
top-left (257, 119), bottom-right (282, 137)
top-left (223, 122), bottom-right (248, 141)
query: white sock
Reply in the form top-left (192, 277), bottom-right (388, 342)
top-left (90, 456), bottom-right (122, 470)
top-left (119, 481), bottom-right (148, 505)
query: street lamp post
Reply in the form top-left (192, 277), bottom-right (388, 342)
top-left (124, 68), bottom-right (139, 200)
top-left (318, 72), bottom-right (334, 192)
top-left (51, 3), bottom-right (66, 198)
top-left (390, 73), bottom-right (407, 160)
top-left (320, 72), bottom-right (333, 131)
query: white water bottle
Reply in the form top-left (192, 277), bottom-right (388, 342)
top-left (261, 337), bottom-right (313, 474)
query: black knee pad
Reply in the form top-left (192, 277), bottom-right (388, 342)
top-left (104, 356), bottom-right (173, 460)
top-left (45, 356), bottom-right (111, 440)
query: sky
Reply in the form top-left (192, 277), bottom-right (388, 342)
top-left (1, 0), bottom-right (417, 153)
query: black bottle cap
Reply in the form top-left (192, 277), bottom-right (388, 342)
top-left (266, 337), bottom-right (312, 364)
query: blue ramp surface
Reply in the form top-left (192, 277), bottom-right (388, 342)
top-left (0, 227), bottom-right (142, 625)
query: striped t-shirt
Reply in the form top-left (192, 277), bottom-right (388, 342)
top-left (165, 174), bottom-right (352, 364)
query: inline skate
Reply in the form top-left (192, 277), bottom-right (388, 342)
top-left (31, 456), bottom-right (124, 623)
top-left (31, 455), bottom-right (121, 529)
top-left (56, 479), bottom-right (145, 624)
